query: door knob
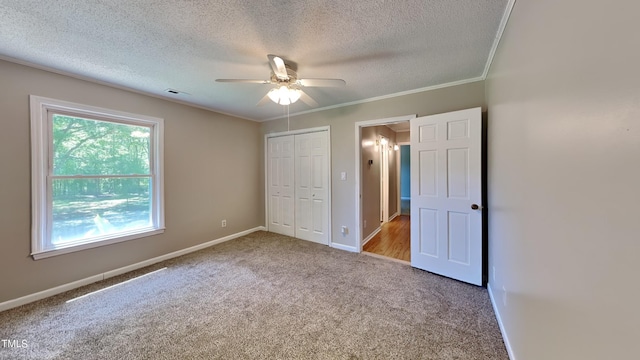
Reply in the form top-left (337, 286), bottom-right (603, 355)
top-left (471, 204), bottom-right (482, 210)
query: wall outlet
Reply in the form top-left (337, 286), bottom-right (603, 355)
top-left (221, 219), bottom-right (227, 228)
top-left (492, 266), bottom-right (496, 282)
top-left (340, 172), bottom-right (347, 181)
top-left (364, 220), bottom-right (367, 228)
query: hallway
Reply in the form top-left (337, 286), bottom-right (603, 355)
top-left (362, 215), bottom-right (410, 262)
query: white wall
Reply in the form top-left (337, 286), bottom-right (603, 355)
top-left (486, 0), bottom-right (640, 359)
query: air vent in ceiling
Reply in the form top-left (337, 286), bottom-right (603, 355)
top-left (165, 88), bottom-right (189, 95)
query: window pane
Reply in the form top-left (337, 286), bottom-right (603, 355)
top-left (51, 177), bottom-right (152, 245)
top-left (52, 114), bottom-right (151, 176)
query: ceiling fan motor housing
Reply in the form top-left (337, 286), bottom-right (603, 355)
top-left (271, 67), bottom-right (298, 84)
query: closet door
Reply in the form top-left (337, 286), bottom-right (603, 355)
top-left (294, 131), bottom-right (329, 245)
top-left (267, 136), bottom-right (295, 236)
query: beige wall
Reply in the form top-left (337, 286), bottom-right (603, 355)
top-left (360, 126), bottom-right (381, 240)
top-left (360, 125), bottom-right (398, 240)
top-left (0, 59), bottom-right (263, 303)
top-left (486, 0), bottom-right (640, 359)
top-left (395, 131), bottom-right (409, 143)
top-left (261, 81), bottom-right (485, 248)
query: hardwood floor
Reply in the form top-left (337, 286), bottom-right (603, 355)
top-left (363, 215), bottom-right (410, 262)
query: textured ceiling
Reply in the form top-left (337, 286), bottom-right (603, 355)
top-left (0, 1), bottom-right (510, 121)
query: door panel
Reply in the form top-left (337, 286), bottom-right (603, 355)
top-left (447, 211), bottom-right (470, 264)
top-left (410, 107), bottom-right (482, 285)
top-left (447, 148), bottom-right (469, 199)
top-left (312, 199), bottom-right (323, 233)
top-left (269, 195), bottom-right (279, 225)
top-left (418, 208), bottom-right (438, 257)
top-left (419, 150), bottom-right (438, 196)
top-left (313, 155), bottom-right (323, 188)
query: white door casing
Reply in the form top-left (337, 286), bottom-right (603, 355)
top-left (410, 107), bottom-right (483, 285)
top-left (295, 131), bottom-right (329, 245)
top-left (267, 136), bottom-right (295, 237)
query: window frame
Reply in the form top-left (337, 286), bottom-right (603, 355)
top-left (30, 95), bottom-right (165, 260)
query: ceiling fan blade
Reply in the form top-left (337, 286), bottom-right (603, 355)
top-left (256, 93), bottom-right (272, 106)
top-left (299, 91), bottom-right (319, 107)
top-left (298, 78), bottom-right (346, 87)
top-left (267, 54), bottom-right (289, 81)
top-left (215, 79), bottom-right (271, 84)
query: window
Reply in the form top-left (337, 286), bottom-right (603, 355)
top-left (30, 96), bottom-right (164, 259)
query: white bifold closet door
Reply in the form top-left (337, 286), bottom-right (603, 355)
top-left (268, 131), bottom-right (329, 245)
top-left (268, 136), bottom-right (295, 237)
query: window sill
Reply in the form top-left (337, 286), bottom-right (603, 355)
top-left (31, 228), bottom-right (165, 260)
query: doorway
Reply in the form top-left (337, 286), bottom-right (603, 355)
top-left (356, 108), bottom-right (484, 286)
top-left (355, 115), bottom-right (414, 263)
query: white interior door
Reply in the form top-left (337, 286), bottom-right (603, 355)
top-left (410, 107), bottom-right (482, 285)
top-left (295, 131), bottom-right (329, 245)
top-left (268, 136), bottom-right (295, 236)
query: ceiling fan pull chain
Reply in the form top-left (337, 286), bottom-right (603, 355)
top-left (287, 104), bottom-right (290, 132)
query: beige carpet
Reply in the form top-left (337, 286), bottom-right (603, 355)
top-left (0, 231), bottom-right (507, 359)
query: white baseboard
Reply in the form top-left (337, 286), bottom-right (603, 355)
top-left (0, 275), bottom-right (104, 313)
top-left (389, 212), bottom-right (399, 222)
top-left (361, 226), bottom-right (382, 247)
top-left (488, 283), bottom-right (516, 360)
top-left (330, 242), bottom-right (359, 253)
top-left (0, 226), bottom-right (266, 313)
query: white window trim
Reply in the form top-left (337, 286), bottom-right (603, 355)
top-left (30, 95), bottom-right (165, 260)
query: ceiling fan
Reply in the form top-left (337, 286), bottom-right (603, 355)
top-left (216, 54), bottom-right (346, 107)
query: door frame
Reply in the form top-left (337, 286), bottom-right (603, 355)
top-left (354, 115), bottom-right (416, 252)
top-left (264, 126), bottom-right (332, 246)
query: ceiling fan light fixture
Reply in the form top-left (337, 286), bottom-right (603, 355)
top-left (279, 96), bottom-right (291, 105)
top-left (289, 88), bottom-right (302, 103)
top-left (267, 85), bottom-right (300, 105)
top-left (278, 85), bottom-right (290, 102)
top-left (267, 88), bottom-right (280, 103)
